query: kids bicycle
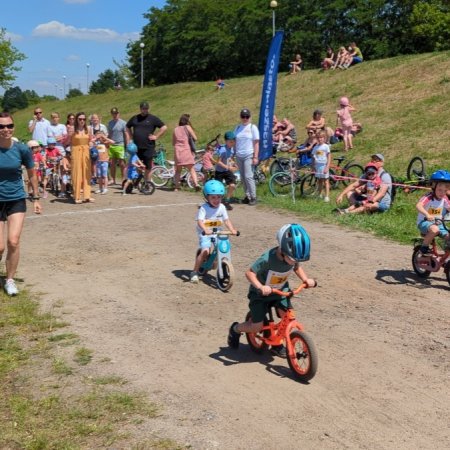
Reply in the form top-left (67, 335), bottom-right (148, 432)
top-left (245, 282), bottom-right (318, 382)
top-left (412, 217), bottom-right (450, 285)
top-left (198, 228), bottom-right (240, 292)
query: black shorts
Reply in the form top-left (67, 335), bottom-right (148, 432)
top-left (0, 198), bottom-right (27, 221)
top-left (215, 171), bottom-right (236, 185)
top-left (137, 148), bottom-right (155, 170)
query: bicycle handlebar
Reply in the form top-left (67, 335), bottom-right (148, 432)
top-left (201, 228), bottom-right (240, 236)
top-left (434, 217), bottom-right (450, 232)
top-left (206, 134), bottom-right (221, 146)
top-left (263, 281), bottom-right (317, 298)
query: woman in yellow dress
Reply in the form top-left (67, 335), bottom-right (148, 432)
top-left (68, 112), bottom-right (94, 204)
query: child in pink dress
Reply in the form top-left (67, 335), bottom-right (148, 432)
top-left (336, 96), bottom-right (356, 151)
top-left (202, 144), bottom-right (216, 178)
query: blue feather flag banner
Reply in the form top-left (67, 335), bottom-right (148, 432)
top-left (258, 30), bottom-right (284, 162)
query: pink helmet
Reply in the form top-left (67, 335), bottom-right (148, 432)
top-left (339, 96), bottom-right (349, 106)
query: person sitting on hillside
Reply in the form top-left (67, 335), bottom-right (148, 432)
top-left (273, 118), bottom-right (297, 152)
top-left (296, 129), bottom-right (317, 166)
top-left (348, 42), bottom-right (363, 65)
top-left (321, 47), bottom-right (335, 70)
top-left (288, 54), bottom-right (303, 74)
top-left (333, 47), bottom-right (352, 70)
top-left (306, 110), bottom-right (334, 143)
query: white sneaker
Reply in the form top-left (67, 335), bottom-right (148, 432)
top-left (4, 278), bottom-right (18, 296)
top-left (101, 189), bottom-right (108, 195)
top-left (324, 196), bottom-right (330, 202)
top-left (190, 271), bottom-right (199, 284)
top-left (95, 189), bottom-right (102, 194)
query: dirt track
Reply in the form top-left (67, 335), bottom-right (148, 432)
top-left (20, 188), bottom-right (450, 449)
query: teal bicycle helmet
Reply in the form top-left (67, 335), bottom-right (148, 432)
top-left (430, 170), bottom-right (450, 183)
top-left (277, 223), bottom-right (311, 262)
top-left (126, 142), bottom-right (138, 154)
top-left (203, 179), bottom-right (225, 197)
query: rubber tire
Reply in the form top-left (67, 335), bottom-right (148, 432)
top-left (445, 261), bottom-right (450, 286)
top-left (139, 180), bottom-right (155, 195)
top-left (244, 311), bottom-right (269, 353)
top-left (269, 157), bottom-right (291, 177)
top-left (269, 172), bottom-right (295, 197)
top-left (412, 246), bottom-right (431, 278)
top-left (150, 166), bottom-right (170, 187)
top-left (300, 173), bottom-right (317, 197)
top-left (187, 171), bottom-right (205, 189)
top-left (287, 330), bottom-right (318, 382)
top-left (216, 258), bottom-right (234, 292)
top-left (341, 163), bottom-right (364, 187)
top-left (406, 157), bottom-right (426, 183)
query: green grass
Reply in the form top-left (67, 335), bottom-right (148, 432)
top-left (11, 50), bottom-right (450, 243)
top-left (0, 289), bottom-right (184, 449)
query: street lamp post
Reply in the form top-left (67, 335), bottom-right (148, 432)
top-left (62, 75), bottom-right (66, 98)
top-left (54, 84), bottom-right (59, 98)
top-left (270, 1), bottom-right (278, 37)
top-left (140, 42), bottom-right (145, 88)
top-left (86, 63), bottom-right (90, 94)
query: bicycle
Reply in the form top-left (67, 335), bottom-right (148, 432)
top-left (268, 159), bottom-right (311, 197)
top-left (198, 228), bottom-right (240, 292)
top-left (300, 156), bottom-right (364, 197)
top-left (150, 157), bottom-right (202, 189)
top-left (122, 168), bottom-right (156, 195)
top-left (153, 142), bottom-right (171, 169)
top-left (412, 217), bottom-right (450, 285)
top-left (244, 282), bottom-right (318, 382)
top-left (406, 156), bottom-right (427, 185)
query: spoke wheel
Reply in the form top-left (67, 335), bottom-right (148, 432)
top-left (300, 173), bottom-right (317, 197)
top-left (150, 166), bottom-right (170, 187)
top-left (244, 312), bottom-right (269, 353)
top-left (406, 157), bottom-right (426, 184)
top-left (269, 157), bottom-right (291, 176)
top-left (216, 259), bottom-right (234, 292)
top-left (412, 246), bottom-right (431, 278)
top-left (269, 172), bottom-right (294, 197)
top-left (341, 163), bottom-right (364, 186)
top-left (187, 171), bottom-right (205, 189)
top-left (139, 180), bottom-right (155, 195)
top-left (287, 330), bottom-right (318, 382)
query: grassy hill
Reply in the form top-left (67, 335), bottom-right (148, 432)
top-left (11, 50), bottom-right (450, 244)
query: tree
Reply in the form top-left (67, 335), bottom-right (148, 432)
top-left (66, 88), bottom-right (84, 99)
top-left (1, 86), bottom-right (28, 112)
top-left (0, 28), bottom-right (26, 89)
top-left (89, 69), bottom-right (126, 94)
top-left (23, 89), bottom-right (40, 106)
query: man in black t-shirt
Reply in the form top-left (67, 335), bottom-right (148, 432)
top-left (126, 101), bottom-right (167, 181)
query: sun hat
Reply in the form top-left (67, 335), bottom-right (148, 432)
top-left (224, 131), bottom-right (236, 140)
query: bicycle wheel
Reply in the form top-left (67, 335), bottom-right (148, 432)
top-left (406, 157), bottom-right (426, 183)
top-left (53, 173), bottom-right (60, 194)
top-left (150, 166), bottom-right (170, 187)
top-left (139, 180), bottom-right (156, 195)
top-left (445, 261), bottom-right (450, 286)
top-left (269, 172), bottom-right (294, 197)
top-left (287, 330), bottom-right (318, 382)
top-left (244, 312), bottom-right (269, 353)
top-left (412, 246), bottom-right (431, 278)
top-left (216, 258), bottom-right (234, 292)
top-left (341, 163), bottom-right (364, 186)
top-left (300, 173), bottom-right (317, 197)
top-left (186, 171), bottom-right (205, 189)
top-left (269, 157), bottom-right (290, 176)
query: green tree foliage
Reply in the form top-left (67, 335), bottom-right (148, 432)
top-left (23, 89), bottom-right (40, 106)
top-left (128, 0), bottom-right (450, 84)
top-left (1, 86), bottom-right (28, 112)
top-left (0, 28), bottom-right (26, 89)
top-left (66, 88), bottom-right (84, 99)
top-left (89, 69), bottom-right (126, 94)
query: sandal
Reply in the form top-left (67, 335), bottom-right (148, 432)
top-left (74, 199), bottom-right (82, 204)
top-left (84, 198), bottom-right (95, 203)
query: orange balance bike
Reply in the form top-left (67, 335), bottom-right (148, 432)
top-left (412, 218), bottom-right (450, 285)
top-left (245, 283), bottom-right (318, 382)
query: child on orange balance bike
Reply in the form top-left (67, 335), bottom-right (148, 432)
top-left (227, 223), bottom-right (315, 357)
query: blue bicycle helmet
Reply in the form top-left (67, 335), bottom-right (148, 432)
top-left (430, 170), bottom-right (450, 183)
top-left (277, 223), bottom-right (311, 262)
top-left (203, 179), bottom-right (225, 197)
top-left (126, 142), bottom-right (138, 154)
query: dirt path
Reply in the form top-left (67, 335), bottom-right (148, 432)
top-left (20, 188), bottom-right (450, 449)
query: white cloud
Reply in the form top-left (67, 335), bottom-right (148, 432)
top-left (66, 54), bottom-right (80, 61)
top-left (4, 31), bottom-right (23, 42)
top-left (32, 21), bottom-right (139, 43)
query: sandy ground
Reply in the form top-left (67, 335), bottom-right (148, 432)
top-left (18, 186), bottom-right (450, 449)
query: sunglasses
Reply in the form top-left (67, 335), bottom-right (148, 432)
top-left (35, 111), bottom-right (43, 114)
top-left (78, 117), bottom-right (86, 120)
top-left (241, 115), bottom-right (250, 119)
top-left (0, 123), bottom-right (15, 129)
top-left (31, 146), bottom-right (40, 149)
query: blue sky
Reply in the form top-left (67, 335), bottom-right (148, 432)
top-left (2, 0), bottom-right (166, 97)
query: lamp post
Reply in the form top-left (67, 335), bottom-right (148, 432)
top-left (54, 84), bottom-right (59, 98)
top-left (270, 1), bottom-right (278, 37)
top-left (140, 42), bottom-right (145, 88)
top-left (86, 63), bottom-right (90, 94)
top-left (62, 75), bottom-right (66, 98)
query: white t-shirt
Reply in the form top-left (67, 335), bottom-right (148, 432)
top-left (234, 123), bottom-right (259, 158)
top-left (311, 143), bottom-right (330, 164)
top-left (28, 118), bottom-right (51, 145)
top-left (196, 202), bottom-right (229, 236)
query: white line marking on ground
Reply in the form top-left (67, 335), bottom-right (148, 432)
top-left (26, 202), bottom-right (200, 220)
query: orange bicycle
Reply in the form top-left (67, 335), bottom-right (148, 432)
top-left (245, 283), bottom-right (318, 382)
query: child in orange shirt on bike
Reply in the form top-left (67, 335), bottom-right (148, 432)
top-left (227, 223), bottom-right (315, 357)
top-left (190, 179), bottom-right (237, 283)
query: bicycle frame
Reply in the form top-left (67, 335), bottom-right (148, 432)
top-left (199, 232), bottom-right (232, 279)
top-left (413, 238), bottom-right (450, 273)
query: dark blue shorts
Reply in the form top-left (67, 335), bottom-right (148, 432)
top-left (0, 198), bottom-right (27, 221)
